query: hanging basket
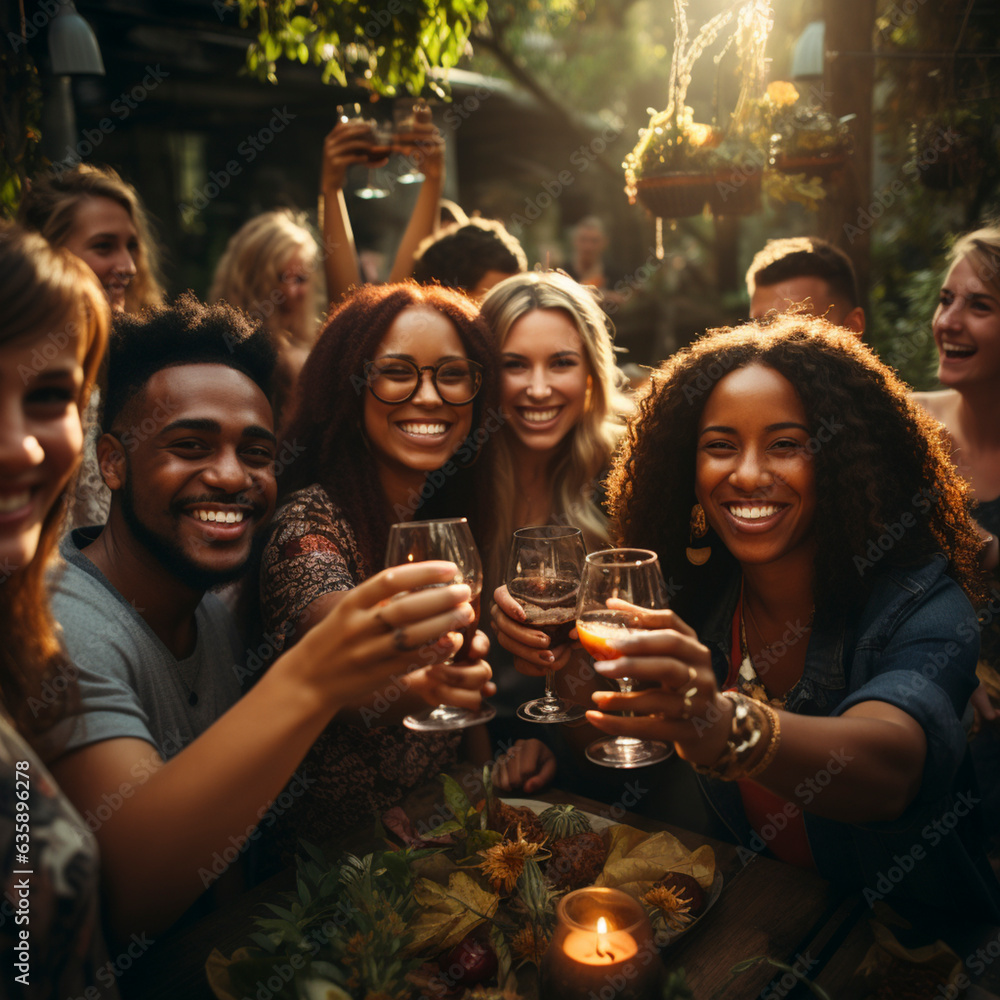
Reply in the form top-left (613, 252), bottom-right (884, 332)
top-left (635, 167), bottom-right (762, 218)
top-left (634, 173), bottom-right (717, 218)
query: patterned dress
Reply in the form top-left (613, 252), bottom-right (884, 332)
top-left (258, 483), bottom-right (460, 864)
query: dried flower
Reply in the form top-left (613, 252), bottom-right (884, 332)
top-left (643, 885), bottom-right (695, 932)
top-left (478, 827), bottom-right (543, 893)
top-left (510, 925), bottom-right (550, 965)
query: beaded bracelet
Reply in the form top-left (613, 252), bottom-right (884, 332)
top-left (691, 691), bottom-right (768, 782)
top-left (744, 700), bottom-right (781, 780)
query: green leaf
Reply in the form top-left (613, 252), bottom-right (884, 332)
top-left (440, 773), bottom-right (473, 822)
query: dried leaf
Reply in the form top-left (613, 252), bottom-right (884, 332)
top-left (594, 824), bottom-right (715, 898)
top-left (406, 873), bottom-right (499, 955)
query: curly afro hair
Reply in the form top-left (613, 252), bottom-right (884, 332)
top-left (103, 291), bottom-right (276, 432)
top-left (607, 313), bottom-right (985, 624)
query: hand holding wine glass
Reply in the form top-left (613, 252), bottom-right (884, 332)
top-left (506, 525), bottom-right (587, 723)
top-left (385, 517), bottom-right (495, 732)
top-left (576, 548), bottom-right (674, 768)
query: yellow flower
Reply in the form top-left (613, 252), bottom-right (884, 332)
top-left (766, 81), bottom-right (799, 108)
top-left (477, 828), bottom-right (543, 893)
top-left (643, 885), bottom-right (695, 932)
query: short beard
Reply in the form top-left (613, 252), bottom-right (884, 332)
top-left (118, 457), bottom-right (250, 592)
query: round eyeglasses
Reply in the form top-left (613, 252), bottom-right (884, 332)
top-left (364, 357), bottom-right (483, 405)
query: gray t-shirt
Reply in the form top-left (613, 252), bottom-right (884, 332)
top-left (50, 528), bottom-right (244, 760)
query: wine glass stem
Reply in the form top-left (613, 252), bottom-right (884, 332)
top-left (543, 669), bottom-right (557, 701)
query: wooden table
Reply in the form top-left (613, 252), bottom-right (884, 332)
top-left (120, 781), bottom-right (1000, 1000)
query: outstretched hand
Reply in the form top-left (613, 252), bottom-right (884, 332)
top-left (491, 584), bottom-right (575, 677)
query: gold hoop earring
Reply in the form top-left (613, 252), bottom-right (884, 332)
top-left (686, 503), bottom-right (711, 565)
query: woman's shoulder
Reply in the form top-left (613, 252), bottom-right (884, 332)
top-left (910, 388), bottom-right (959, 425)
top-left (265, 484), bottom-right (358, 553)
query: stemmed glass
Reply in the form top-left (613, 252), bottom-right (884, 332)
top-left (385, 517), bottom-right (495, 732)
top-left (576, 548), bottom-right (673, 768)
top-left (393, 99), bottom-right (427, 185)
top-left (507, 525), bottom-right (587, 724)
top-left (336, 103), bottom-right (391, 200)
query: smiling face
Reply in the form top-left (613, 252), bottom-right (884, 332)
top-left (60, 196), bottom-right (139, 313)
top-left (0, 327), bottom-right (85, 573)
top-left (363, 306), bottom-right (475, 478)
top-left (108, 363), bottom-right (277, 590)
top-left (501, 308), bottom-right (589, 457)
top-left (933, 255), bottom-right (1000, 389)
top-left (695, 364), bottom-right (816, 571)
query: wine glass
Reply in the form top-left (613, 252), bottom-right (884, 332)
top-left (335, 104), bottom-right (390, 200)
top-left (576, 548), bottom-right (673, 768)
top-left (385, 517), bottom-right (494, 732)
top-left (506, 525), bottom-right (587, 724)
top-left (355, 120), bottom-right (393, 199)
top-left (393, 99), bottom-right (426, 185)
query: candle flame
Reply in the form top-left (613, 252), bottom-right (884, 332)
top-left (595, 916), bottom-right (610, 960)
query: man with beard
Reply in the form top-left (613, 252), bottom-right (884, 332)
top-left (47, 295), bottom-right (488, 941)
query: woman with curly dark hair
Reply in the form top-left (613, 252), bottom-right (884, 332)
top-left (498, 312), bottom-right (999, 916)
top-left (255, 281), bottom-right (500, 861)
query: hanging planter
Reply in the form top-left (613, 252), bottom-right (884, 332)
top-left (624, 1), bottom-right (773, 226)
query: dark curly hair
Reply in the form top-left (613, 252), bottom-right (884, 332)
top-left (412, 218), bottom-right (527, 293)
top-left (279, 281), bottom-right (500, 572)
top-left (103, 291), bottom-right (276, 431)
top-left (608, 313), bottom-right (985, 624)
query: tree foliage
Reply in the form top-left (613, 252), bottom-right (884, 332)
top-left (224, 0), bottom-right (488, 95)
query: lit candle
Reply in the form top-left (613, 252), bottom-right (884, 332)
top-left (562, 915), bottom-right (639, 965)
top-left (540, 887), bottom-right (662, 1000)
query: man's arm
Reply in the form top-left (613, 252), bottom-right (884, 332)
top-left (50, 563), bottom-right (475, 940)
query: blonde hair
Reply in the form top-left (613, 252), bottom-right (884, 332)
top-left (209, 210), bottom-right (325, 348)
top-left (17, 163), bottom-right (165, 312)
top-left (479, 271), bottom-right (627, 564)
top-left (0, 224), bottom-right (109, 746)
top-left (948, 224), bottom-right (1000, 297)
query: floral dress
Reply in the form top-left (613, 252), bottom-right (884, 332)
top-left (258, 483), bottom-right (460, 864)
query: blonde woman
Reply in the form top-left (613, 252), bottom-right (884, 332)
top-left (209, 209), bottom-right (327, 422)
top-left (479, 271), bottom-right (627, 791)
top-left (19, 164), bottom-right (165, 530)
top-left (18, 163), bottom-right (164, 314)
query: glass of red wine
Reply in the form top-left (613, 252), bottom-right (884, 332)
top-left (385, 517), bottom-right (494, 732)
top-left (507, 525), bottom-right (587, 724)
top-left (576, 548), bottom-right (673, 768)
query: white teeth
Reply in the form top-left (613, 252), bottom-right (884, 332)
top-left (399, 422), bottom-right (447, 436)
top-left (0, 492), bottom-right (30, 513)
top-left (729, 505), bottom-right (778, 520)
top-left (941, 340), bottom-right (975, 356)
top-left (521, 408), bottom-right (559, 423)
top-left (193, 510), bottom-right (244, 523)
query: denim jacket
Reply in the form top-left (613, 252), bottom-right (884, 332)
top-left (694, 555), bottom-right (1000, 920)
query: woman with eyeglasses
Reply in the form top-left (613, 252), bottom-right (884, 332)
top-left (253, 282), bottom-right (499, 863)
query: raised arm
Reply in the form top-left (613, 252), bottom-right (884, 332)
top-left (320, 121), bottom-right (376, 304)
top-left (388, 106), bottom-right (446, 283)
